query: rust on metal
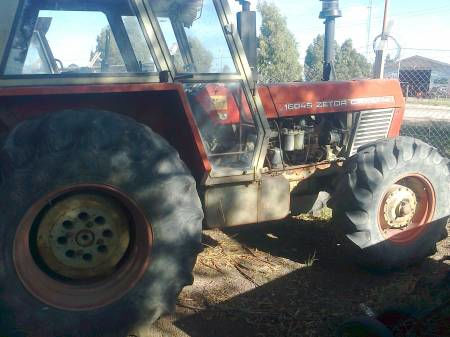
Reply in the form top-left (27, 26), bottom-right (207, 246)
top-left (13, 184), bottom-right (153, 311)
top-left (36, 193), bottom-right (131, 280)
top-left (280, 161), bottom-right (343, 193)
top-left (378, 174), bottom-right (436, 244)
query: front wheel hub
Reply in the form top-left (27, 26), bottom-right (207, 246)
top-left (383, 184), bottom-right (417, 229)
top-left (378, 174), bottom-right (436, 244)
top-left (13, 184), bottom-right (153, 311)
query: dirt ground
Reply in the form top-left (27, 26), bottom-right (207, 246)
top-left (129, 214), bottom-right (450, 337)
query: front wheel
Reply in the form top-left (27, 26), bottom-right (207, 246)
top-left (332, 137), bottom-right (449, 270)
top-left (0, 110), bottom-right (203, 336)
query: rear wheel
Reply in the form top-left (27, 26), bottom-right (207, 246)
top-left (0, 110), bottom-right (203, 336)
top-left (332, 137), bottom-right (449, 270)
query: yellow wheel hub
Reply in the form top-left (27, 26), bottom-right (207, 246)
top-left (36, 193), bottom-right (130, 280)
top-left (383, 184), bottom-right (417, 229)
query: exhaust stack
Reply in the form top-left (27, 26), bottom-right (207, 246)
top-left (236, 1), bottom-right (257, 79)
top-left (320, 0), bottom-right (342, 81)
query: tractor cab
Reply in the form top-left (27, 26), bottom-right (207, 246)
top-left (1, 0), bottom-right (264, 177)
top-left (0, 2), bottom-right (447, 335)
top-left (149, 0), bottom-right (261, 175)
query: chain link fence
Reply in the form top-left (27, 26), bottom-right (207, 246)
top-left (401, 120), bottom-right (450, 158)
top-left (384, 52), bottom-right (450, 158)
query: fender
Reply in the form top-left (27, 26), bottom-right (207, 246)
top-left (0, 83), bottom-right (211, 182)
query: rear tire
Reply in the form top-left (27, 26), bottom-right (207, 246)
top-left (332, 137), bottom-right (449, 270)
top-left (0, 110), bottom-right (203, 336)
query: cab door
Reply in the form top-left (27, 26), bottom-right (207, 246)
top-left (140, 0), bottom-right (289, 227)
top-left (143, 0), bottom-right (270, 183)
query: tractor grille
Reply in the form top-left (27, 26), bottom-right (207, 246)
top-left (349, 108), bottom-right (395, 156)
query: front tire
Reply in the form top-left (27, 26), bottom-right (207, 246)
top-left (332, 137), bottom-right (449, 270)
top-left (0, 110), bottom-right (203, 336)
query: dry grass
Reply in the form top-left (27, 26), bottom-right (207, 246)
top-left (407, 97), bottom-right (450, 107)
top-left (172, 217), bottom-right (449, 337)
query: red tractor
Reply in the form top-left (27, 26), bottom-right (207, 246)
top-left (0, 0), bottom-right (447, 335)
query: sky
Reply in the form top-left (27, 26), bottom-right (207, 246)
top-left (39, 0), bottom-right (237, 70)
top-left (228, 0), bottom-right (450, 65)
top-left (31, 0), bottom-right (450, 69)
top-left (41, 10), bottom-right (109, 67)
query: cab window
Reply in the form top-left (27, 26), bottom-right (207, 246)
top-left (185, 82), bottom-right (258, 173)
top-left (3, 0), bottom-right (156, 75)
top-left (150, 0), bottom-right (236, 73)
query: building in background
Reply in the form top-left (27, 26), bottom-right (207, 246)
top-left (385, 55), bottom-right (450, 98)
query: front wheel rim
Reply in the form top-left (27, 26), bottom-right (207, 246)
top-left (13, 184), bottom-right (153, 311)
top-left (378, 174), bottom-right (436, 244)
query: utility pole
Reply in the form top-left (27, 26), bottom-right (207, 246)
top-left (373, 0), bottom-right (389, 78)
top-left (320, 0), bottom-right (342, 81)
top-left (366, 0), bottom-right (373, 59)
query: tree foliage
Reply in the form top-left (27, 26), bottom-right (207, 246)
top-left (304, 35), bottom-right (372, 81)
top-left (95, 17), bottom-right (153, 70)
top-left (304, 35), bottom-right (327, 82)
top-left (95, 19), bottom-right (212, 73)
top-left (94, 28), bottom-right (123, 68)
top-left (335, 39), bottom-right (372, 80)
top-left (257, 1), bottom-right (302, 83)
top-left (172, 36), bottom-right (213, 73)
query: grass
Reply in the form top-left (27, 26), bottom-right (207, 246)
top-left (176, 217), bottom-right (450, 337)
top-left (305, 251), bottom-right (318, 267)
top-left (406, 97), bottom-right (450, 107)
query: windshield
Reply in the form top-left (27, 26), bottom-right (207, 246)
top-left (151, 0), bottom-right (259, 175)
top-left (4, 0), bottom-right (155, 75)
top-left (150, 0), bottom-right (236, 73)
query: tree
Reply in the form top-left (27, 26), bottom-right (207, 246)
top-left (304, 35), bottom-right (326, 81)
top-left (95, 28), bottom-right (123, 69)
top-left (94, 17), bottom-right (155, 71)
top-left (257, 1), bottom-right (302, 83)
top-left (188, 36), bottom-right (213, 73)
top-left (95, 20), bottom-right (212, 73)
top-left (335, 39), bottom-right (371, 80)
top-left (304, 35), bottom-right (371, 81)
top-left (171, 36), bottom-right (213, 72)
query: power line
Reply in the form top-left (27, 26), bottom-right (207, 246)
top-left (287, 5), bottom-right (450, 36)
top-left (401, 48), bottom-right (450, 52)
top-left (280, 4), bottom-right (450, 34)
top-left (332, 5), bottom-right (450, 31)
top-left (355, 45), bottom-right (450, 52)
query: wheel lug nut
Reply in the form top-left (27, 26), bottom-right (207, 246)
top-left (57, 236), bottom-right (68, 245)
top-left (98, 245), bottom-right (108, 253)
top-left (103, 229), bottom-right (113, 238)
top-left (95, 216), bottom-right (106, 225)
top-left (62, 220), bottom-right (74, 229)
top-left (78, 212), bottom-right (89, 221)
top-left (65, 250), bottom-right (75, 258)
top-left (82, 253), bottom-right (93, 261)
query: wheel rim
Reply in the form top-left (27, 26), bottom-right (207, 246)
top-left (13, 184), bottom-right (153, 311)
top-left (36, 193), bottom-right (131, 280)
top-left (378, 174), bottom-right (435, 244)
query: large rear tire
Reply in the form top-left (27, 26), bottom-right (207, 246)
top-left (0, 110), bottom-right (203, 336)
top-left (332, 137), bottom-right (449, 270)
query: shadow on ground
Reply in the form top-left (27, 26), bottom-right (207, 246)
top-left (174, 217), bottom-right (450, 337)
